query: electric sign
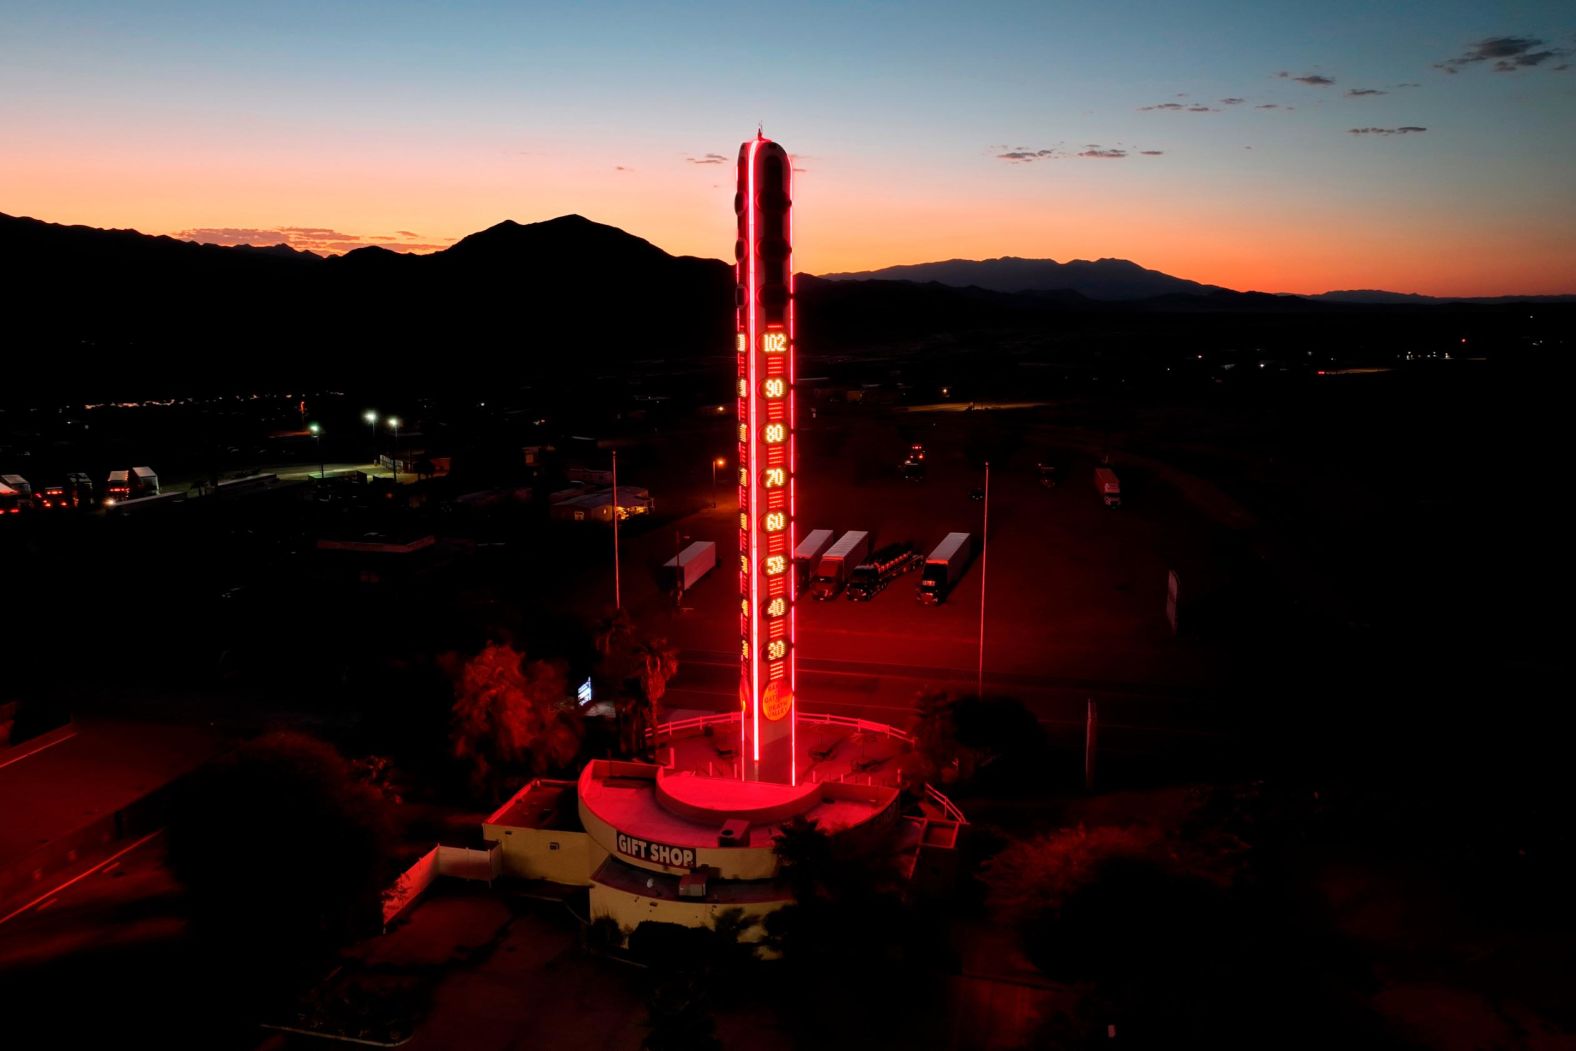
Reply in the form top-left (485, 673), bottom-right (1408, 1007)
top-left (735, 133), bottom-right (796, 784)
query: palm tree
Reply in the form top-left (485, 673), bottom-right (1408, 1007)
top-left (633, 637), bottom-right (680, 706)
top-left (592, 608), bottom-right (634, 663)
top-left (772, 816), bottom-right (835, 904)
top-left (912, 689), bottom-right (962, 784)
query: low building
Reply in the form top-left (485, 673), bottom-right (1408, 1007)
top-left (547, 486), bottom-right (653, 522)
top-left (475, 712), bottom-right (964, 948)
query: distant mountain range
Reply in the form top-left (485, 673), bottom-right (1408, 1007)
top-left (819, 256), bottom-right (1573, 304)
top-left (1, 210), bottom-right (1567, 401)
top-left (820, 257), bottom-right (1230, 300)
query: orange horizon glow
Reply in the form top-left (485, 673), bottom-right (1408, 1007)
top-left (4, 153), bottom-right (1572, 298)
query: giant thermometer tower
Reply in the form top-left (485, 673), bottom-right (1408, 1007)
top-left (734, 133), bottom-right (796, 784)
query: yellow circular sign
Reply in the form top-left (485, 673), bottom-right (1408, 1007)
top-left (763, 680), bottom-right (793, 721)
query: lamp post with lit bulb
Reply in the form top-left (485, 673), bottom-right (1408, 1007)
top-left (308, 422), bottom-right (324, 480)
top-left (711, 457), bottom-right (726, 508)
top-left (363, 410), bottom-right (378, 471)
top-left (387, 417), bottom-right (401, 483)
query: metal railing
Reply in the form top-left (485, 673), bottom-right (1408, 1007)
top-left (924, 784), bottom-right (968, 824)
top-left (644, 710), bottom-right (964, 823)
top-left (648, 710), bottom-right (915, 746)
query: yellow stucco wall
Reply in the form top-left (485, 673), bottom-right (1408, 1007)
top-left (589, 881), bottom-right (787, 945)
top-left (483, 823), bottom-right (593, 886)
top-left (577, 791), bottom-right (781, 881)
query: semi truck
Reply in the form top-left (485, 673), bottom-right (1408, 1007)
top-left (1095, 467), bottom-right (1121, 508)
top-left (105, 470), bottom-right (132, 504)
top-left (663, 540), bottom-right (717, 592)
top-left (793, 529), bottom-right (836, 595)
top-left (846, 542), bottom-right (919, 601)
top-left (131, 466), bottom-right (160, 497)
top-left (810, 530), bottom-right (870, 601)
top-left (917, 532), bottom-right (972, 605)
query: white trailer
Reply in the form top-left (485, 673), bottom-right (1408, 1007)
top-left (916, 532), bottom-right (972, 605)
top-left (793, 529), bottom-right (836, 594)
top-left (663, 540), bottom-right (717, 591)
top-left (810, 530), bottom-right (870, 601)
top-left (131, 466), bottom-right (160, 497)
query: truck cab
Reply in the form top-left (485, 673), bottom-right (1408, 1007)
top-left (105, 470), bottom-right (132, 505)
top-left (846, 542), bottom-right (917, 601)
top-left (916, 532), bottom-right (972, 606)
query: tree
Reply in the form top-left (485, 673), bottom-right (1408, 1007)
top-left (448, 640), bottom-right (583, 802)
top-left (166, 732), bottom-right (395, 1008)
top-left (771, 815), bottom-right (838, 904)
top-left (591, 609), bottom-right (679, 758)
top-left (617, 636), bottom-right (678, 756)
top-left (982, 823), bottom-right (1164, 924)
top-left (911, 690), bottom-right (1047, 789)
top-left (912, 689), bottom-right (962, 784)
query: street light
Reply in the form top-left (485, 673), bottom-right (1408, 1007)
top-left (308, 422), bottom-right (324, 480)
top-left (363, 410), bottom-right (378, 470)
top-left (977, 460), bottom-right (990, 698)
top-left (387, 417), bottom-right (401, 483)
top-left (711, 456), bottom-right (726, 508)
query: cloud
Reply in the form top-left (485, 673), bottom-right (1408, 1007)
top-left (1278, 71), bottom-right (1336, 85)
top-left (996, 148), bottom-right (1060, 163)
top-left (1392, 82), bottom-right (1421, 89)
top-left (1347, 126), bottom-right (1427, 135)
top-left (1220, 97), bottom-right (1246, 104)
top-left (175, 225), bottom-right (445, 255)
top-left (178, 227), bottom-right (287, 247)
top-left (1346, 87), bottom-right (1387, 96)
top-left (614, 164), bottom-right (633, 171)
top-left (1436, 35), bottom-right (1571, 73)
top-left (278, 226), bottom-right (351, 236)
top-left (686, 152), bottom-right (728, 164)
top-left (1187, 104), bottom-right (1217, 112)
top-left (997, 143), bottom-right (1157, 162)
top-left (1256, 103), bottom-right (1280, 109)
top-left (1140, 101), bottom-right (1215, 111)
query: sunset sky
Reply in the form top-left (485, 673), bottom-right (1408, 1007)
top-left (3, 1), bottom-right (1573, 295)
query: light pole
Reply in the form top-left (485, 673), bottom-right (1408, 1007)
top-left (977, 460), bottom-right (990, 698)
top-left (711, 457), bottom-right (725, 509)
top-left (387, 417), bottom-right (401, 483)
top-left (611, 448), bottom-right (621, 610)
top-left (308, 422), bottom-right (324, 480)
top-left (363, 410), bottom-right (378, 470)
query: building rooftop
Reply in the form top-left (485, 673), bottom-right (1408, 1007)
top-left (579, 757), bottom-right (898, 853)
top-left (485, 778), bottom-right (579, 832)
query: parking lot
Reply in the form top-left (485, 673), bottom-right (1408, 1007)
top-left (615, 407), bottom-right (1234, 738)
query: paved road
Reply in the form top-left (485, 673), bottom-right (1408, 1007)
top-left (0, 829), bottom-right (177, 966)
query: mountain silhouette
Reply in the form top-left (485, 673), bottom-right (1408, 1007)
top-left (0, 211), bottom-right (734, 400)
top-left (818, 256), bottom-right (1231, 300)
top-left (2, 210), bottom-right (1567, 403)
